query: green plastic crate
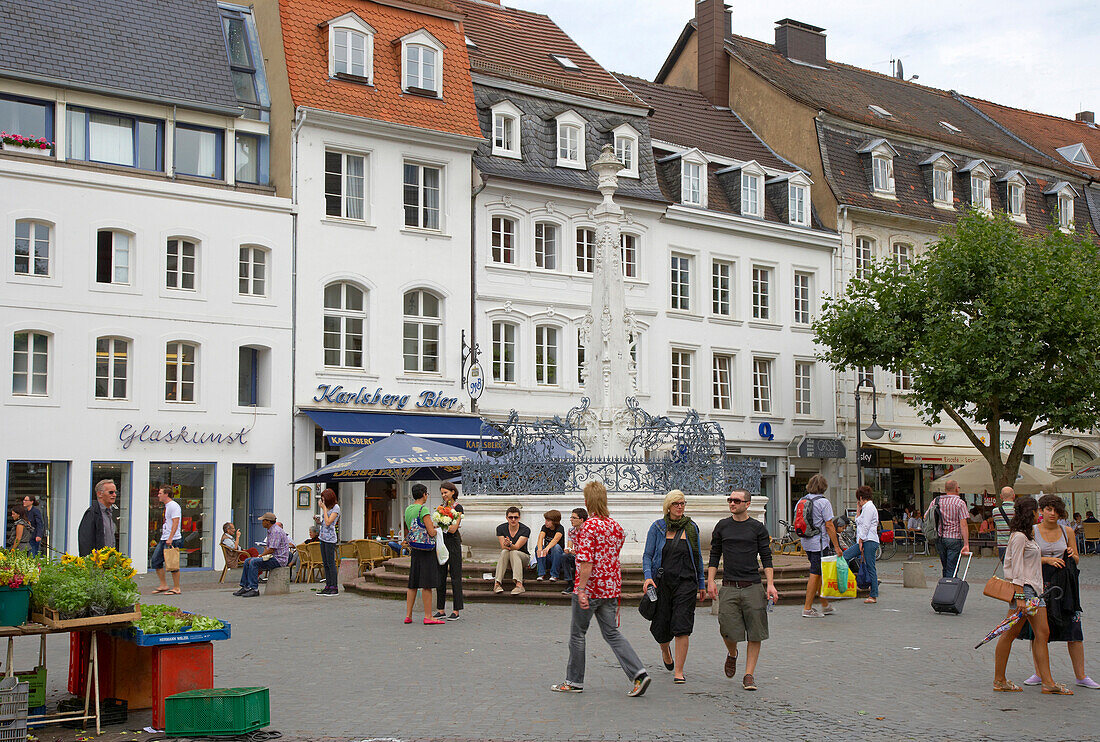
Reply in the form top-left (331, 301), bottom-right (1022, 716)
top-left (163, 687), bottom-right (269, 737)
top-left (12, 668), bottom-right (44, 709)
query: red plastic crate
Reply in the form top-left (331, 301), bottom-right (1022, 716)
top-left (151, 643), bottom-right (213, 730)
top-left (68, 633), bottom-right (116, 696)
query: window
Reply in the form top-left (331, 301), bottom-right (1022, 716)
top-left (535, 326), bottom-right (558, 385)
top-left (403, 290), bottom-right (441, 373)
top-left (892, 243), bottom-right (911, 273)
top-left (164, 341), bottom-right (197, 402)
top-left (671, 350), bottom-right (692, 407)
top-left (670, 255), bottom-right (690, 311)
top-left (1008, 183), bottom-right (1025, 218)
top-left (857, 366), bottom-right (874, 386)
top-left (238, 245), bottom-right (267, 297)
top-left (1056, 143), bottom-right (1095, 168)
top-left (491, 217), bottom-right (516, 264)
top-left (933, 167), bottom-right (952, 206)
top-left (323, 282), bottom-right (365, 368)
top-left (940, 120), bottom-right (961, 134)
top-left (175, 125), bottom-right (222, 179)
top-left (868, 104), bottom-right (893, 118)
top-left (752, 358), bottom-right (772, 414)
top-left (325, 151), bottom-right (366, 220)
top-left (149, 464), bottom-right (214, 567)
top-left (95, 337), bottom-right (128, 400)
top-left (971, 174), bottom-right (990, 211)
top-left (221, 6), bottom-right (265, 105)
top-left (712, 354), bottom-right (733, 411)
top-left (872, 155), bottom-right (893, 193)
top-left (14, 220), bottom-right (50, 276)
top-left (620, 233), bottom-right (637, 278)
top-left (403, 162), bottom-right (441, 230)
top-left (613, 124), bottom-right (639, 178)
top-left (789, 183), bottom-right (808, 225)
top-left (404, 44), bottom-right (438, 95)
top-left (577, 328), bottom-right (586, 385)
top-left (555, 111), bottom-right (585, 168)
top-left (235, 132), bottom-right (262, 184)
top-left (96, 230), bottom-right (131, 285)
top-left (165, 238), bottom-right (197, 290)
top-left (576, 228), bottom-right (595, 273)
top-left (534, 222), bottom-right (557, 270)
top-left (0, 94), bottom-right (53, 142)
top-left (895, 368), bottom-right (912, 391)
top-left (12, 331), bottom-right (48, 396)
top-left (794, 361), bottom-right (812, 415)
top-left (855, 236), bottom-right (874, 278)
top-left (752, 266), bottom-right (770, 320)
top-left (741, 171), bottom-right (761, 217)
top-left (491, 101), bottom-right (521, 158)
top-left (793, 271), bottom-right (812, 324)
top-left (492, 322), bottom-right (516, 382)
top-left (334, 28), bottom-right (369, 79)
top-left (67, 107), bottom-right (162, 171)
top-left (1058, 193), bottom-right (1074, 229)
top-left (237, 346), bottom-right (269, 407)
top-left (681, 161), bottom-right (703, 206)
top-left (712, 260), bottom-right (731, 316)
top-left (551, 54), bottom-right (580, 70)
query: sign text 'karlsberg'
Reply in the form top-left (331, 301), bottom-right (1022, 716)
top-left (313, 384), bottom-right (459, 410)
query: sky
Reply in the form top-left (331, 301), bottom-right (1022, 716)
top-left (506, 0), bottom-right (1099, 120)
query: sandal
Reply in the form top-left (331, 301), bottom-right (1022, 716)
top-left (1042, 683), bottom-right (1074, 695)
top-left (742, 673), bottom-right (757, 691)
top-left (673, 675), bottom-right (686, 684)
top-left (166, 589), bottom-right (181, 595)
top-left (151, 587), bottom-right (171, 594)
top-left (864, 598), bottom-right (877, 604)
top-left (993, 680), bottom-right (1022, 692)
top-left (661, 648), bottom-right (674, 671)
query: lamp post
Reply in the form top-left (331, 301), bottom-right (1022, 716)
top-left (854, 377), bottom-right (886, 494)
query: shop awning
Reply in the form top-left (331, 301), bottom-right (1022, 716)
top-left (866, 442), bottom-right (983, 465)
top-left (303, 410), bottom-right (502, 452)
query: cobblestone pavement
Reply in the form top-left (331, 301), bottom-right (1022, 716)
top-left (19, 554), bottom-right (1100, 742)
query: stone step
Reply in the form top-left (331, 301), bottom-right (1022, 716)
top-left (371, 569), bottom-right (811, 593)
top-left (381, 557), bottom-right (811, 580)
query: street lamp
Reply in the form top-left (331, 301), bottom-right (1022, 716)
top-left (854, 376), bottom-right (885, 492)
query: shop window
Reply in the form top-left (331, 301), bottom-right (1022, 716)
top-left (91, 462), bottom-right (132, 554)
top-left (6, 461), bottom-right (68, 554)
top-left (149, 464), bottom-right (215, 568)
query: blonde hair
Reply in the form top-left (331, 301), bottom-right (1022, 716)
top-left (662, 490), bottom-right (686, 517)
top-left (806, 474), bottom-right (828, 495)
top-left (583, 480), bottom-right (609, 518)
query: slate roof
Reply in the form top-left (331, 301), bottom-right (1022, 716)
top-left (818, 122), bottom-right (1097, 239)
top-left (278, 0), bottom-right (481, 139)
top-left (472, 84), bottom-right (665, 203)
top-left (0, 0), bottom-right (239, 113)
top-left (454, 0), bottom-right (646, 108)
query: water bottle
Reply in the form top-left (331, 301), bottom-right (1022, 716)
top-left (767, 597), bottom-right (775, 613)
top-left (646, 584), bottom-right (658, 602)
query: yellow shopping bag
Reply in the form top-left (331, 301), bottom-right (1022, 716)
top-left (820, 555), bottom-right (857, 598)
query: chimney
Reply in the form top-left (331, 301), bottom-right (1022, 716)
top-left (774, 18), bottom-right (826, 67)
top-left (1077, 111), bottom-right (1095, 124)
top-left (696, 0), bottom-right (731, 108)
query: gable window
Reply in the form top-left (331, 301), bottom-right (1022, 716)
top-left (892, 243), bottom-right (911, 273)
top-left (404, 44), bottom-right (438, 95)
top-left (238, 245), bottom-right (267, 297)
top-left (576, 228), bottom-right (595, 273)
top-left (96, 230), bottom-right (131, 285)
top-left (333, 28), bottom-right (370, 79)
top-left (613, 124), bottom-right (639, 178)
top-left (164, 341), bottom-right (197, 402)
top-left (534, 222), bottom-right (557, 270)
top-left (325, 151), bottom-right (366, 220)
top-left (712, 260), bottom-right (731, 316)
top-left (752, 357), bottom-right (772, 414)
top-left (793, 271), bottom-right (812, 324)
top-left (1058, 193), bottom-right (1074, 229)
top-left (492, 322), bottom-right (516, 383)
top-left (67, 107), bottom-right (162, 171)
top-left (933, 167), bottom-right (952, 206)
top-left (534, 326), bottom-right (559, 385)
top-left (403, 162), bottom-right (441, 230)
top-left (712, 354), bottom-right (733, 411)
top-left (671, 350), bottom-right (692, 407)
top-left (323, 282), bottom-right (365, 369)
top-left (165, 238), bottom-right (197, 291)
top-left (620, 234), bottom-right (637, 278)
top-left (491, 216), bottom-right (516, 264)
top-left (789, 183), bottom-right (808, 225)
top-left (794, 361), bottom-right (813, 416)
top-left (14, 220), bottom-right (50, 276)
top-left (681, 161), bottom-right (703, 206)
top-left (670, 254), bottom-right (690, 311)
top-left (491, 101), bottom-right (521, 159)
top-left (403, 290), bottom-right (441, 373)
top-left (95, 337), bottom-right (128, 400)
top-left (1056, 143), bottom-right (1095, 169)
top-left (855, 236), bottom-right (874, 278)
top-left (971, 174), bottom-right (991, 211)
top-left (741, 171), bottom-right (762, 217)
top-left (752, 266), bottom-right (770, 320)
top-left (12, 331), bottom-right (48, 396)
top-left (0, 94), bottom-right (53, 143)
top-left (1009, 183), bottom-right (1025, 218)
top-left (556, 111), bottom-right (585, 168)
top-left (872, 155), bottom-right (893, 194)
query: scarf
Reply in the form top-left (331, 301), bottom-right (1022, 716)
top-left (664, 514), bottom-right (697, 544)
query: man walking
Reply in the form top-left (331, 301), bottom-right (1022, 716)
top-left (926, 479), bottom-right (970, 578)
top-left (707, 489), bottom-right (778, 691)
top-left (22, 496), bottom-right (44, 556)
top-left (798, 475), bottom-right (843, 618)
top-left (77, 480), bottom-right (117, 556)
top-left (150, 486), bottom-right (183, 595)
top-left (234, 513), bottom-right (290, 597)
top-left (551, 480), bottom-right (650, 697)
top-left (434, 481), bottom-right (464, 621)
top-left (993, 486), bottom-right (1015, 561)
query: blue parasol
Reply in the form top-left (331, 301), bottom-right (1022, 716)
top-left (293, 430), bottom-right (471, 484)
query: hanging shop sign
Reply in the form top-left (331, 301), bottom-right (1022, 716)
top-left (313, 384), bottom-right (459, 411)
top-left (119, 423), bottom-right (248, 450)
top-left (798, 438), bottom-right (846, 459)
top-left (465, 363), bottom-right (485, 401)
top-left (859, 447), bottom-right (878, 466)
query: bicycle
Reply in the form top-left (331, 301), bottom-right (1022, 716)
top-left (772, 519), bottom-right (803, 555)
top-left (838, 520), bottom-right (897, 560)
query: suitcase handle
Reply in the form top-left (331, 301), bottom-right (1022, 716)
top-left (953, 553), bottom-right (972, 580)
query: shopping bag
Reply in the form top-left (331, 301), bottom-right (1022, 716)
top-left (164, 546), bottom-right (181, 572)
top-left (435, 532), bottom-right (449, 566)
top-left (820, 555), bottom-right (857, 598)
top-left (835, 555), bottom-right (850, 590)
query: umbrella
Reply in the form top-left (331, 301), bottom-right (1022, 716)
top-left (930, 457), bottom-right (1056, 493)
top-left (974, 586), bottom-right (1062, 649)
top-left (1016, 456), bottom-right (1100, 495)
top-left (293, 430), bottom-right (471, 483)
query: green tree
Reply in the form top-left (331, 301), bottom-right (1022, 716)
top-left (815, 211), bottom-right (1100, 490)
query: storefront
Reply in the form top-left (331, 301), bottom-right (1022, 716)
top-left (862, 442), bottom-right (985, 515)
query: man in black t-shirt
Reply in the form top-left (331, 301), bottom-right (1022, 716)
top-left (706, 489), bottom-right (777, 692)
top-left (434, 481), bottom-right (465, 620)
top-left (494, 506), bottom-right (531, 595)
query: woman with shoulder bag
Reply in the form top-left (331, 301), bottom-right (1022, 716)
top-left (642, 490), bottom-right (706, 684)
top-left (317, 489), bottom-right (341, 596)
top-left (1018, 495), bottom-right (1098, 689)
top-left (993, 496), bottom-right (1073, 694)
top-left (403, 483), bottom-right (444, 625)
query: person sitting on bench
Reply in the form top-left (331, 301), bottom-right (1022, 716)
top-left (234, 513), bottom-right (289, 597)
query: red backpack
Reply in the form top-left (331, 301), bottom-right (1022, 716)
top-left (794, 495), bottom-right (823, 538)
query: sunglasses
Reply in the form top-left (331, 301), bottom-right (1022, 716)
top-left (507, 516), bottom-right (519, 520)
top-left (727, 497), bottom-right (748, 505)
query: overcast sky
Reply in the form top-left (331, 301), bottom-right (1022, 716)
top-left (506, 0), bottom-right (1099, 120)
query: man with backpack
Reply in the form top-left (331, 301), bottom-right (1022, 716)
top-left (796, 474), bottom-right (844, 618)
top-left (924, 479), bottom-right (971, 578)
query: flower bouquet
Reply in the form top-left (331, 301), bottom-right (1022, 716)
top-left (1, 132), bottom-right (53, 151)
top-left (0, 549), bottom-right (42, 589)
top-left (431, 505), bottom-right (460, 527)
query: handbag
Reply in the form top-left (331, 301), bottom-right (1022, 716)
top-left (435, 529), bottom-right (449, 566)
top-left (983, 560), bottom-right (1015, 602)
top-left (163, 545), bottom-right (181, 572)
top-left (407, 505), bottom-right (435, 550)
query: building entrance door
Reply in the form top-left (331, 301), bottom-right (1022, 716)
top-left (232, 464), bottom-right (275, 550)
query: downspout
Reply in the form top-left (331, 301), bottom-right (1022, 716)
top-left (289, 108), bottom-right (307, 540)
top-left (470, 169), bottom-right (488, 414)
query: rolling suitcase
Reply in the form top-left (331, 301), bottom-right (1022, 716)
top-left (931, 553), bottom-right (971, 615)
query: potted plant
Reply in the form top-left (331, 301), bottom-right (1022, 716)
top-left (31, 548), bottom-right (139, 627)
top-left (0, 132), bottom-right (53, 155)
top-left (0, 549), bottom-right (42, 626)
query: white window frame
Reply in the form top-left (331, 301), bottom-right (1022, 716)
top-left (534, 221), bottom-right (558, 270)
top-left (670, 254), bottom-right (691, 311)
top-left (165, 237), bottom-right (198, 292)
top-left (751, 265), bottom-right (771, 321)
top-left (238, 245), bottom-right (268, 297)
top-left (620, 233), bottom-right (638, 278)
top-left (612, 123), bottom-right (639, 178)
top-left (738, 161), bottom-right (766, 217)
top-left (793, 271), bottom-right (812, 325)
top-left (492, 321), bottom-right (517, 383)
top-left (855, 236), bottom-right (875, 279)
top-left (95, 336), bottom-right (129, 400)
top-left (12, 330), bottom-right (49, 397)
top-left (752, 357), bottom-right (773, 414)
top-left (324, 150), bottom-right (367, 221)
top-left (555, 110), bottom-right (586, 169)
top-left (95, 229), bottom-right (132, 286)
top-left (403, 161), bottom-right (442, 231)
top-left (971, 174), bottom-right (991, 211)
top-left (679, 150), bottom-right (708, 207)
top-left (534, 325), bottom-right (559, 386)
top-left (712, 259), bottom-right (732, 316)
top-left (892, 243), bottom-right (911, 273)
top-left (794, 360), bottom-right (813, 416)
top-left (671, 349), bottom-right (693, 408)
top-left (895, 368), bottom-right (912, 392)
top-left (14, 219), bottom-right (51, 277)
top-left (400, 30), bottom-right (444, 97)
top-left (859, 139), bottom-right (899, 197)
top-left (786, 172), bottom-right (812, 226)
top-left (1008, 182), bottom-right (1026, 220)
top-left (490, 216), bottom-right (516, 265)
top-left (491, 100), bottom-right (522, 159)
top-left (323, 282), bottom-right (366, 370)
top-left (164, 340), bottom-right (197, 403)
top-left (326, 14), bottom-right (375, 82)
top-left (1058, 193), bottom-right (1074, 230)
top-left (575, 227), bottom-right (595, 273)
top-left (712, 353), bottom-right (733, 411)
top-left (402, 289), bottom-right (442, 374)
top-left (920, 153), bottom-right (957, 209)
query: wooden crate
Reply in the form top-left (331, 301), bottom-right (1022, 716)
top-left (31, 606), bottom-right (140, 631)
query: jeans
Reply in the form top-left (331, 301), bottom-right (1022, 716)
top-left (842, 541), bottom-right (879, 598)
top-left (320, 540), bottom-right (338, 590)
top-left (537, 543), bottom-right (564, 578)
top-left (437, 533), bottom-right (464, 611)
top-left (240, 555), bottom-right (281, 590)
top-left (937, 538), bottom-right (963, 578)
top-left (561, 553), bottom-right (577, 589)
top-left (29, 539), bottom-right (39, 557)
top-left (565, 596), bottom-right (646, 688)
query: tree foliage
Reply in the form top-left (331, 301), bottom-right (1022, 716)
top-left (814, 211), bottom-right (1100, 489)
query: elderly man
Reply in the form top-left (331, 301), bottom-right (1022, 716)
top-left (234, 513), bottom-right (290, 597)
top-left (77, 479), bottom-right (117, 556)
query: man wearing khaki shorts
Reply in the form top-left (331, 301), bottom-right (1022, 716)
top-left (706, 489), bottom-right (778, 691)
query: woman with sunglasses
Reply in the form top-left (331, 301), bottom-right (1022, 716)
top-left (642, 490), bottom-right (706, 684)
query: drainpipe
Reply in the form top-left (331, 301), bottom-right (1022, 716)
top-left (470, 169), bottom-right (488, 414)
top-left (289, 108), bottom-right (307, 540)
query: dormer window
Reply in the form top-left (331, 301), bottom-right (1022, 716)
top-left (491, 101), bottom-right (522, 159)
top-left (682, 161), bottom-right (702, 205)
top-left (1056, 143), bottom-right (1096, 169)
top-left (1009, 183), bottom-right (1025, 217)
top-left (921, 152), bottom-right (956, 209)
top-left (873, 155), bottom-right (893, 194)
top-left (400, 30), bottom-right (444, 97)
top-left (959, 160), bottom-right (994, 212)
top-left (612, 123), bottom-right (639, 178)
top-left (786, 172), bottom-right (813, 226)
top-left (325, 13), bottom-right (374, 83)
top-left (734, 160), bottom-right (766, 218)
top-left (997, 170), bottom-right (1029, 222)
top-left (1043, 182), bottom-right (1077, 230)
top-left (555, 110), bottom-right (586, 169)
top-left (858, 139), bottom-right (898, 197)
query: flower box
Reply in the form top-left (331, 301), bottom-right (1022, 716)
top-left (0, 142), bottom-right (51, 156)
top-left (31, 605), bottom-right (140, 631)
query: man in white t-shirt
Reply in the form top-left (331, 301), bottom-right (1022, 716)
top-left (151, 486), bottom-right (183, 595)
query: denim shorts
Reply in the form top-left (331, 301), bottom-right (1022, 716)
top-left (1023, 584), bottom-right (1046, 607)
top-left (150, 538), bottom-right (184, 570)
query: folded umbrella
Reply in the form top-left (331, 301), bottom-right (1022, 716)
top-left (974, 597), bottom-right (1045, 649)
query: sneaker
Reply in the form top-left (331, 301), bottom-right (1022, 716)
top-left (561, 588), bottom-right (574, 595)
top-left (550, 682), bottom-right (583, 693)
top-left (821, 605), bottom-right (836, 615)
top-left (493, 582), bottom-right (504, 594)
top-left (536, 576), bottom-right (546, 581)
top-left (1076, 677), bottom-right (1100, 689)
top-left (232, 587), bottom-right (248, 596)
top-left (511, 584), bottom-right (526, 595)
top-left (446, 612), bottom-right (461, 621)
top-left (628, 674), bottom-right (651, 697)
top-left (240, 588), bottom-right (260, 598)
top-left (802, 608), bottom-right (825, 618)
top-left (317, 588), bottom-right (337, 596)
top-left (548, 577), bottom-right (558, 582)
top-left (432, 611), bottom-right (446, 618)
top-left (1024, 674), bottom-right (1042, 686)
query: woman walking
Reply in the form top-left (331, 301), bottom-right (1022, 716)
top-left (404, 483), bottom-right (444, 624)
top-left (641, 490), bottom-right (706, 684)
top-left (317, 488), bottom-right (340, 596)
top-left (1019, 495), bottom-right (1098, 689)
top-left (993, 496), bottom-right (1073, 694)
top-left (842, 486), bottom-right (880, 603)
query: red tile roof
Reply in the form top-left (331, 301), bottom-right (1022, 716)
top-left (453, 0), bottom-right (646, 108)
top-left (278, 0), bottom-right (481, 139)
